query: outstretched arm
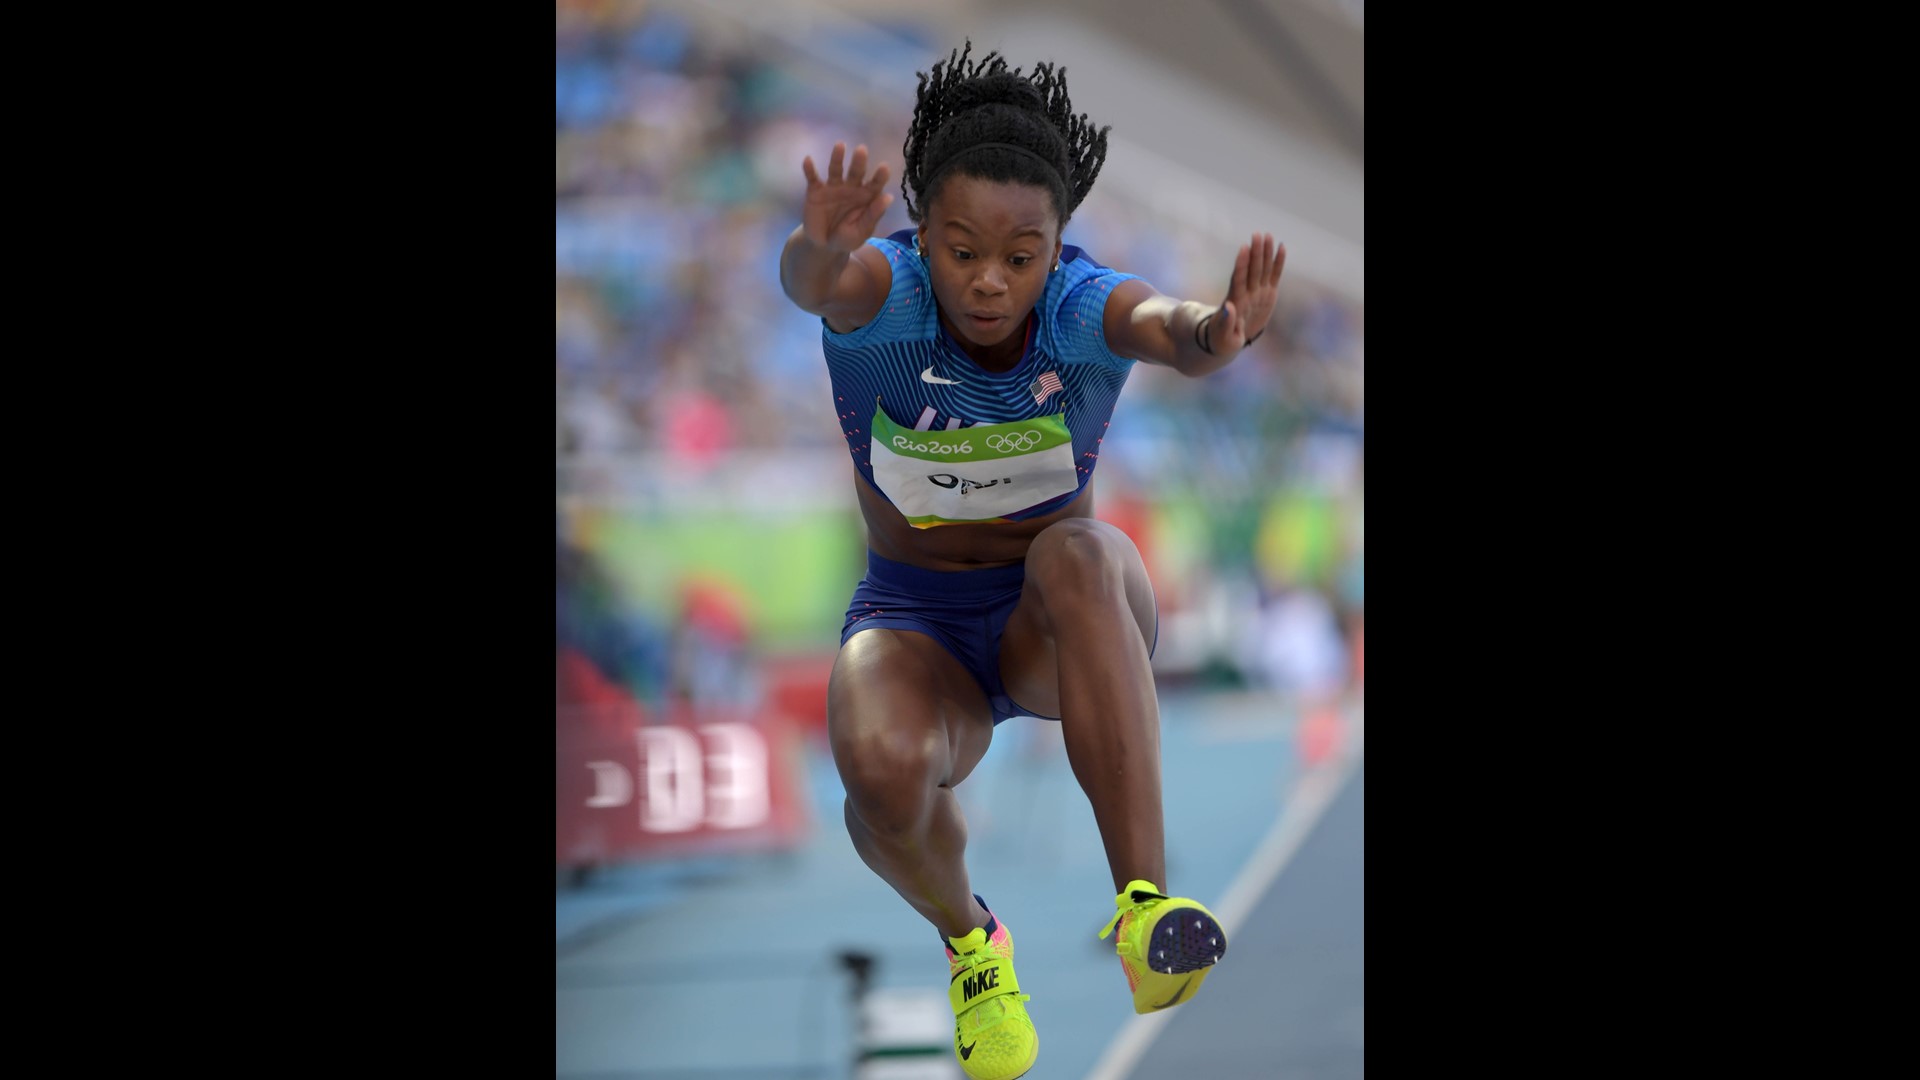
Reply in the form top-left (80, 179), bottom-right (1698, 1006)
top-left (780, 142), bottom-right (897, 334)
top-left (1104, 233), bottom-right (1286, 377)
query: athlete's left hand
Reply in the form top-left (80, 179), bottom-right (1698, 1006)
top-left (1208, 233), bottom-right (1285, 354)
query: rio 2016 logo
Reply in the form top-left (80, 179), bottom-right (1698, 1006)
top-left (892, 435), bottom-right (972, 454)
top-left (986, 431), bottom-right (1044, 453)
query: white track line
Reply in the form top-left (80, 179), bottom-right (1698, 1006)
top-left (1080, 721), bottom-right (1362, 1080)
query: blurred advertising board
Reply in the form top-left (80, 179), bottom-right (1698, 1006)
top-left (557, 700), bottom-right (812, 867)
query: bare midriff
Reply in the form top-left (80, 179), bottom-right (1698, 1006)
top-left (855, 472), bottom-right (1093, 571)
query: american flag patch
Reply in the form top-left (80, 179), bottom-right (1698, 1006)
top-left (1029, 370), bottom-right (1063, 405)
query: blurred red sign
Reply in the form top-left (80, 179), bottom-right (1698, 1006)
top-left (557, 704), bottom-right (812, 868)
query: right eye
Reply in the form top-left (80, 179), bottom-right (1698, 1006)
top-left (952, 249), bottom-right (974, 260)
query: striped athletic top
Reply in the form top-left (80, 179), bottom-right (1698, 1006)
top-left (821, 229), bottom-right (1144, 523)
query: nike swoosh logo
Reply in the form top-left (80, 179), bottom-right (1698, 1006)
top-left (922, 365), bottom-right (963, 385)
top-left (959, 1041), bottom-right (976, 1060)
top-left (1150, 976), bottom-right (1195, 1010)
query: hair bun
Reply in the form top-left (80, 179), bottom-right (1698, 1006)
top-left (943, 72), bottom-right (1045, 117)
top-left (901, 43), bottom-right (1110, 224)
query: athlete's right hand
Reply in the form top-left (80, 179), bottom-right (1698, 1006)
top-left (801, 142), bottom-right (894, 255)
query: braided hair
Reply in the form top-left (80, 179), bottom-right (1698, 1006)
top-left (900, 41), bottom-right (1110, 227)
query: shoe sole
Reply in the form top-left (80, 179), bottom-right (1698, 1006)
top-left (1129, 903), bottom-right (1227, 1014)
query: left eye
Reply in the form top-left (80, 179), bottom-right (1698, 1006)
top-left (1010, 256), bottom-right (1031, 266)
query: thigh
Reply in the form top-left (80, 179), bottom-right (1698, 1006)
top-left (995, 519), bottom-right (1158, 719)
top-left (829, 626), bottom-right (998, 790)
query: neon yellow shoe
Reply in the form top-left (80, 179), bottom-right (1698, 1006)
top-left (945, 901), bottom-right (1038, 1080)
top-left (1097, 879), bottom-right (1228, 1015)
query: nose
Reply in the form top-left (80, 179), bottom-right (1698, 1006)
top-left (972, 264), bottom-right (1007, 296)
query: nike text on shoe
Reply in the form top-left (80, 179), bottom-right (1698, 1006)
top-left (946, 903), bottom-right (1038, 1080)
top-left (1097, 879), bottom-right (1229, 1015)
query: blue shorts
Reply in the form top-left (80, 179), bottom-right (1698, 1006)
top-left (840, 549), bottom-right (1157, 726)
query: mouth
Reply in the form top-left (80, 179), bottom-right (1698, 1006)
top-left (965, 312), bottom-right (1008, 331)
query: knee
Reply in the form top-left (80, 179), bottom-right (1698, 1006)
top-left (1026, 518), bottom-right (1134, 598)
top-left (832, 722), bottom-right (943, 837)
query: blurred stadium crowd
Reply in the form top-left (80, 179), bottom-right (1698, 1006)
top-left (557, 0), bottom-right (1363, 725)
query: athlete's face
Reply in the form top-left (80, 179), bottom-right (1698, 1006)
top-left (917, 175), bottom-right (1064, 362)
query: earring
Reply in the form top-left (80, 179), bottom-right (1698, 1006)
top-left (1052, 259), bottom-right (1061, 273)
top-left (915, 235), bottom-right (927, 260)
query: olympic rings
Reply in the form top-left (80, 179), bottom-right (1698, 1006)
top-left (987, 431), bottom-right (1044, 453)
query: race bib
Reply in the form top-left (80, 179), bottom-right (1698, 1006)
top-left (868, 406), bottom-right (1077, 527)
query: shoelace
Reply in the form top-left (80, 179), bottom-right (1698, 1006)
top-left (1097, 885), bottom-right (1172, 956)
